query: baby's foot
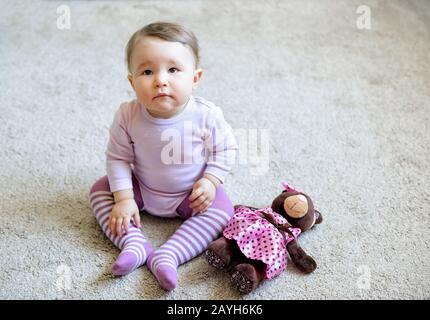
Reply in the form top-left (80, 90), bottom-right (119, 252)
top-left (147, 252), bottom-right (178, 291)
top-left (112, 242), bottom-right (153, 276)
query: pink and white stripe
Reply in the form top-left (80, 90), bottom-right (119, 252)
top-left (89, 189), bottom-right (152, 276)
top-left (147, 207), bottom-right (232, 290)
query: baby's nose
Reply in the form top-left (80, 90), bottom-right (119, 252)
top-left (154, 74), bottom-right (168, 87)
top-left (155, 80), bottom-right (167, 87)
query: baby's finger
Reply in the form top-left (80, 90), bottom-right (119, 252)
top-left (189, 187), bottom-right (203, 202)
top-left (116, 218), bottom-right (123, 238)
top-left (201, 200), bottom-right (212, 213)
top-left (133, 213), bottom-right (141, 228)
top-left (110, 217), bottom-right (117, 237)
top-left (124, 218), bottom-right (129, 235)
top-left (193, 199), bottom-right (209, 215)
top-left (199, 200), bottom-right (212, 213)
top-left (191, 194), bottom-right (206, 208)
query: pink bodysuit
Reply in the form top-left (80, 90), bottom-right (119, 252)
top-left (106, 96), bottom-right (238, 217)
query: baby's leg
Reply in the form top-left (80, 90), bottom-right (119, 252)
top-left (147, 185), bottom-right (234, 291)
top-left (89, 175), bottom-right (153, 276)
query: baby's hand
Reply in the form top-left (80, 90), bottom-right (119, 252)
top-left (189, 177), bottom-right (217, 214)
top-left (109, 199), bottom-right (141, 238)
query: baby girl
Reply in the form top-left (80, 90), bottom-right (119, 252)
top-left (88, 22), bottom-right (238, 291)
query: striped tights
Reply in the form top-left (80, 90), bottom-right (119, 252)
top-left (89, 175), bottom-right (234, 291)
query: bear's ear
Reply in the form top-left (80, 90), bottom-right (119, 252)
top-left (314, 209), bottom-right (324, 225)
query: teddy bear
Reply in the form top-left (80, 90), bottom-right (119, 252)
top-left (205, 182), bottom-right (323, 294)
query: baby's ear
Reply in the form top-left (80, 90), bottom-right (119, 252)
top-left (193, 68), bottom-right (203, 88)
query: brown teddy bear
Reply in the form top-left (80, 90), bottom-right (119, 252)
top-left (205, 182), bottom-right (323, 294)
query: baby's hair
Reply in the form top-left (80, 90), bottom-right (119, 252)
top-left (125, 21), bottom-right (200, 73)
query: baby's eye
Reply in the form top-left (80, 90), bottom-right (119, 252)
top-left (168, 67), bottom-right (179, 73)
top-left (142, 70), bottom-right (152, 75)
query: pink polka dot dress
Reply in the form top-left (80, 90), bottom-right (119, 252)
top-left (223, 205), bottom-right (301, 279)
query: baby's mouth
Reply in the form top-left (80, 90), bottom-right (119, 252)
top-left (153, 93), bottom-right (171, 100)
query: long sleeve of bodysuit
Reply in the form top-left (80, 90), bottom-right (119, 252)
top-left (203, 106), bottom-right (238, 183)
top-left (105, 103), bottom-right (135, 192)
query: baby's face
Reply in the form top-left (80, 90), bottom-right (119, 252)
top-left (128, 36), bottom-right (201, 118)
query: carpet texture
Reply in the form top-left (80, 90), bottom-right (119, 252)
top-left (1, 0), bottom-right (429, 299)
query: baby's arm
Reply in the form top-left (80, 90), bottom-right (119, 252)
top-left (113, 189), bottom-right (134, 202)
top-left (106, 106), bottom-right (135, 193)
top-left (204, 107), bottom-right (238, 185)
top-left (190, 106), bottom-right (238, 214)
top-left (105, 103), bottom-right (139, 237)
